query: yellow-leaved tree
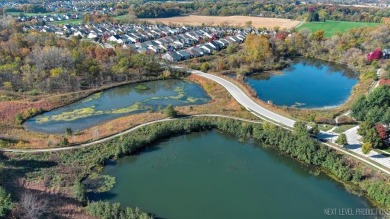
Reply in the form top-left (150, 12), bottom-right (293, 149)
top-left (244, 34), bottom-right (272, 63)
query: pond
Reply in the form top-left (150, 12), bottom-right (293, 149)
top-left (23, 79), bottom-right (210, 134)
top-left (245, 59), bottom-right (358, 108)
top-left (95, 131), bottom-right (372, 219)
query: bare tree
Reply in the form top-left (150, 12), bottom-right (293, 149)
top-left (28, 46), bottom-right (74, 72)
top-left (18, 192), bottom-right (50, 219)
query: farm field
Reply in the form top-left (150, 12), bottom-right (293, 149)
top-left (297, 20), bottom-right (380, 37)
top-left (142, 15), bottom-right (300, 29)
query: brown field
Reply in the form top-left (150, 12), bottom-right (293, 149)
top-left (142, 15), bottom-right (301, 29)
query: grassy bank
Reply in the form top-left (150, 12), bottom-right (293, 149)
top-left (296, 20), bottom-right (380, 37)
top-left (1, 117), bottom-right (389, 218)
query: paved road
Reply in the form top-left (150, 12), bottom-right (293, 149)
top-left (188, 69), bottom-right (296, 128)
top-left (344, 126), bottom-right (390, 170)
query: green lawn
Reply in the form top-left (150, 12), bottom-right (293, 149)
top-left (296, 20), bottom-right (380, 37)
top-left (53, 19), bottom-right (82, 25)
top-left (333, 124), bottom-right (358, 134)
top-left (318, 124), bottom-right (335, 132)
top-left (114, 15), bottom-right (130, 20)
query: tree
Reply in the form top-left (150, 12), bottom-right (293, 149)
top-left (375, 123), bottom-right (388, 140)
top-left (367, 49), bottom-right (383, 62)
top-left (313, 30), bottom-right (324, 41)
top-left (245, 20), bottom-right (252, 28)
top-left (318, 9), bottom-right (328, 22)
top-left (18, 192), bottom-right (49, 219)
top-left (59, 137), bottom-right (69, 146)
top-left (336, 133), bottom-right (348, 146)
top-left (293, 121), bottom-right (309, 137)
top-left (0, 186), bottom-right (13, 217)
top-left (362, 142), bottom-right (372, 154)
top-left (310, 123), bottom-right (320, 135)
top-left (73, 180), bottom-right (86, 203)
top-left (200, 62), bottom-right (210, 72)
top-left (226, 43), bottom-right (238, 54)
top-left (244, 34), bottom-right (272, 63)
top-left (65, 127), bottom-right (73, 136)
top-left (364, 128), bottom-right (382, 148)
top-left (164, 105), bottom-right (177, 117)
top-left (358, 121), bottom-right (373, 137)
top-left (307, 7), bottom-right (319, 22)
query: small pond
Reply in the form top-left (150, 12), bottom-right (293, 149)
top-left (245, 58), bottom-right (358, 108)
top-left (93, 131), bottom-right (372, 219)
top-left (23, 79), bottom-right (210, 133)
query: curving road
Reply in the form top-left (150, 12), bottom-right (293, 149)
top-left (187, 69), bottom-right (296, 127)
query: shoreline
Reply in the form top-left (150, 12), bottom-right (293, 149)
top-left (87, 118), bottom-right (388, 212)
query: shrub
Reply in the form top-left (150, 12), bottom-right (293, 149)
top-left (335, 133), bottom-right (348, 146)
top-left (15, 113), bottom-right (24, 125)
top-left (86, 201), bottom-right (153, 219)
top-left (164, 105), bottom-right (177, 118)
top-left (362, 142), bottom-right (372, 154)
top-left (0, 186), bottom-right (13, 217)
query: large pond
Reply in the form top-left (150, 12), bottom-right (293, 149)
top-left (95, 131), bottom-right (372, 219)
top-left (23, 79), bottom-right (210, 133)
top-left (245, 59), bottom-right (358, 108)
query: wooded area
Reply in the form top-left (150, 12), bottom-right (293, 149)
top-left (0, 21), bottom-right (163, 94)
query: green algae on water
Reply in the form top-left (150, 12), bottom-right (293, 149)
top-left (135, 84), bottom-right (150, 90)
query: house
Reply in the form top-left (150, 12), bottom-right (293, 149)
top-left (187, 48), bottom-right (202, 57)
top-left (148, 46), bottom-right (161, 53)
top-left (200, 44), bottom-right (214, 54)
top-left (162, 51), bottom-right (182, 62)
top-left (383, 49), bottom-right (390, 59)
top-left (236, 34), bottom-right (246, 41)
top-left (208, 41), bottom-right (222, 50)
top-left (88, 32), bottom-right (98, 39)
top-left (379, 79), bottom-right (390, 86)
top-left (173, 40), bottom-right (184, 48)
top-left (217, 39), bottom-right (229, 48)
top-left (192, 47), bottom-right (206, 56)
top-left (108, 35), bottom-right (123, 44)
top-left (55, 29), bottom-right (64, 35)
top-left (177, 50), bottom-right (191, 60)
top-left (144, 40), bottom-right (159, 47)
top-left (137, 47), bottom-right (149, 53)
top-left (74, 30), bottom-right (87, 37)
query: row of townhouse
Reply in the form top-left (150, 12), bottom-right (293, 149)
top-left (162, 34), bottom-right (245, 62)
top-left (17, 13), bottom-right (82, 22)
top-left (23, 21), bottom-right (250, 62)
